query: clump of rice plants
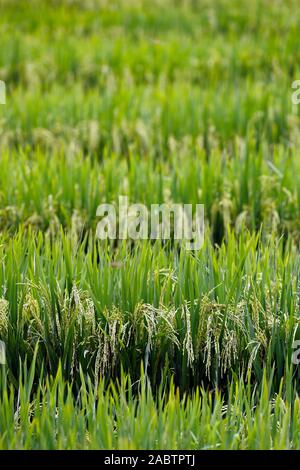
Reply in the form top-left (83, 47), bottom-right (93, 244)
top-left (0, 362), bottom-right (299, 450)
top-left (0, 0), bottom-right (300, 450)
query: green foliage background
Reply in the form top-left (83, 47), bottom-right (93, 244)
top-left (1, 0), bottom-right (300, 449)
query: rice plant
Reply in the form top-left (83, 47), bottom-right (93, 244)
top-left (0, 0), bottom-right (300, 450)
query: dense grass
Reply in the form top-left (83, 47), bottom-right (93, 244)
top-left (1, 229), bottom-right (300, 394)
top-left (1, 364), bottom-right (300, 450)
top-left (1, 0), bottom-right (300, 449)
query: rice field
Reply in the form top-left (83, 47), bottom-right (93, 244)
top-left (1, 0), bottom-right (300, 450)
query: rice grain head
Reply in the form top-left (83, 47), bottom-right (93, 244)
top-left (0, 298), bottom-right (9, 336)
